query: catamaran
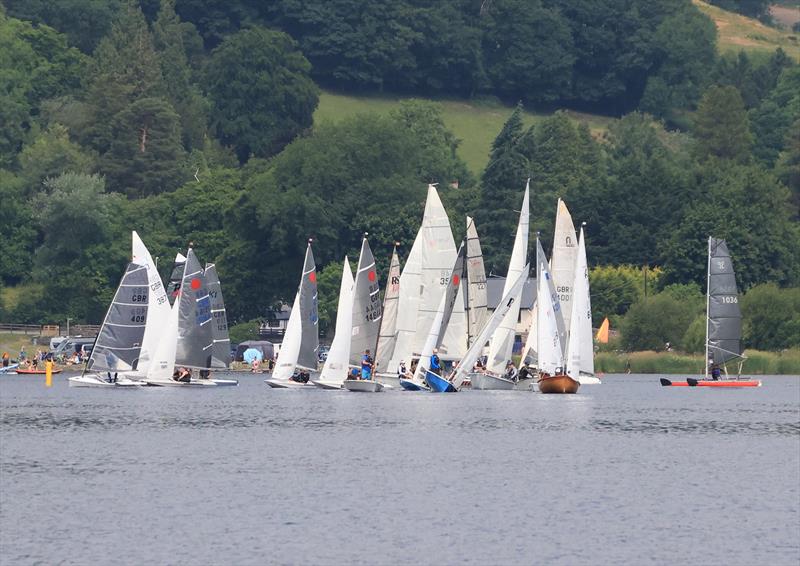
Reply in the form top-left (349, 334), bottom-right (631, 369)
top-left (265, 240), bottom-right (319, 388)
top-left (661, 238), bottom-right (761, 388)
top-left (311, 257), bottom-right (354, 389)
top-left (344, 235), bottom-right (384, 392)
top-left (69, 231), bottom-right (169, 387)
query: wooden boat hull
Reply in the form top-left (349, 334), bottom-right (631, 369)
top-left (15, 368), bottom-right (62, 375)
top-left (660, 378), bottom-right (762, 387)
top-left (425, 370), bottom-right (457, 393)
top-left (343, 379), bottom-right (383, 392)
top-left (537, 374), bottom-right (580, 394)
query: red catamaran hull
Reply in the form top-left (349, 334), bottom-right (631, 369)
top-left (660, 378), bottom-right (761, 387)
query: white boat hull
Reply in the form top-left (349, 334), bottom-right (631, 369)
top-left (343, 379), bottom-right (384, 392)
top-left (470, 372), bottom-right (535, 391)
top-left (310, 380), bottom-right (342, 390)
top-left (69, 373), bottom-right (146, 387)
top-left (375, 373), bottom-right (400, 389)
top-left (146, 378), bottom-right (228, 387)
top-left (578, 375), bottom-right (602, 385)
top-left (264, 377), bottom-right (317, 389)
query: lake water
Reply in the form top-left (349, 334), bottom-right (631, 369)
top-left (1, 373), bottom-right (798, 565)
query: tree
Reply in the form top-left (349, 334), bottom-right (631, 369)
top-left (693, 85), bottom-right (753, 162)
top-left (205, 26), bottom-right (319, 162)
top-left (741, 284), bottom-right (800, 351)
top-left (661, 162), bottom-right (800, 289)
top-left (102, 97), bottom-right (187, 197)
top-left (750, 67), bottom-right (800, 167)
top-left (480, 0), bottom-right (575, 103)
top-left (17, 124), bottom-right (94, 189)
top-left (620, 287), bottom-right (703, 351)
top-left (0, 170), bottom-right (37, 284)
top-left (707, 0), bottom-right (770, 20)
top-left (589, 264), bottom-right (662, 327)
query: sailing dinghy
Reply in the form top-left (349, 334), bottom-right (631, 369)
top-left (661, 238), bottom-right (761, 388)
top-left (311, 257), bottom-right (354, 389)
top-left (344, 236), bottom-right (384, 392)
top-left (565, 225), bottom-right (601, 385)
top-left (265, 240), bottom-right (319, 388)
top-left (69, 231), bottom-right (168, 387)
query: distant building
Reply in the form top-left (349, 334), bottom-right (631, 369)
top-left (258, 304), bottom-right (292, 339)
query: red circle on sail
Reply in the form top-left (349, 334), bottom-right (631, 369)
top-left (309, 272), bottom-right (316, 283)
top-left (452, 274), bottom-right (460, 286)
top-left (368, 271), bottom-right (376, 282)
top-left (191, 278), bottom-right (201, 290)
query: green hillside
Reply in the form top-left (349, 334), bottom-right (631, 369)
top-left (694, 0), bottom-right (800, 59)
top-left (314, 91), bottom-right (615, 175)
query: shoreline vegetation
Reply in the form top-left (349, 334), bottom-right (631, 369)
top-left (595, 349), bottom-right (800, 375)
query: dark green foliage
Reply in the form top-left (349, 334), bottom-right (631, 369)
top-left (661, 162), bottom-right (800, 289)
top-left (750, 67), bottom-right (800, 167)
top-left (102, 97), bottom-right (188, 197)
top-left (0, 171), bottom-right (37, 284)
top-left (17, 124), bottom-right (95, 190)
top-left (205, 26), bottom-right (319, 162)
top-left (692, 85), bottom-right (753, 162)
top-left (620, 286), bottom-right (704, 351)
top-left (741, 283), bottom-right (800, 350)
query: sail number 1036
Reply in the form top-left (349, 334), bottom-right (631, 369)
top-left (720, 295), bottom-right (738, 304)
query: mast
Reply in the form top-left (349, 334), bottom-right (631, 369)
top-left (704, 236), bottom-right (711, 380)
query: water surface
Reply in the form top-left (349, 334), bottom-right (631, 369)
top-left (2, 373), bottom-right (798, 565)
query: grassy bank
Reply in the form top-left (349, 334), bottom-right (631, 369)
top-left (315, 91), bottom-right (614, 175)
top-left (0, 334), bottom-right (37, 359)
top-left (596, 348), bottom-right (800, 374)
top-left (694, 0), bottom-right (800, 59)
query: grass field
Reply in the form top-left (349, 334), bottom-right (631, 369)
top-left (694, 0), bottom-right (800, 59)
top-left (314, 91), bottom-right (615, 175)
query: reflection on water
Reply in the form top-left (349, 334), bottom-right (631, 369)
top-left (1, 373), bottom-right (799, 565)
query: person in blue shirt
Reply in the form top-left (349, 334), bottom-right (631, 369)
top-left (361, 349), bottom-right (374, 380)
top-left (430, 348), bottom-right (441, 375)
top-left (710, 364), bottom-right (721, 380)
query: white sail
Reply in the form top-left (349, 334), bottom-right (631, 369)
top-left (414, 185), bottom-right (465, 359)
top-left (374, 246), bottom-right (400, 373)
top-left (131, 231), bottom-right (170, 375)
top-left (551, 199), bottom-right (578, 336)
top-left (349, 237), bottom-right (382, 365)
top-left (519, 302), bottom-right (538, 369)
top-left (451, 265), bottom-right (529, 390)
top-left (272, 295), bottom-right (302, 380)
top-left (465, 216), bottom-right (488, 346)
top-left (537, 254), bottom-right (565, 375)
top-left (387, 229), bottom-right (423, 372)
top-left (486, 181), bottom-right (529, 373)
top-left (316, 257), bottom-right (354, 386)
top-left (566, 226), bottom-right (595, 382)
top-left (145, 280), bottom-right (182, 383)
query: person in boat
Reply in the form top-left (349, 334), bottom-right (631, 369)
top-left (710, 364), bottom-right (721, 380)
top-left (505, 361), bottom-right (519, 382)
top-left (347, 367), bottom-right (360, 380)
top-left (430, 348), bottom-right (442, 376)
top-left (361, 349), bottom-right (374, 380)
top-left (199, 369), bottom-right (210, 380)
top-left (106, 372), bottom-right (118, 383)
top-left (290, 370), bottom-right (310, 383)
top-left (173, 367), bottom-right (191, 382)
top-left (397, 360), bottom-right (411, 380)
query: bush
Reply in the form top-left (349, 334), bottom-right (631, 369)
top-left (742, 284), bottom-right (800, 350)
top-left (620, 287), bottom-right (703, 351)
top-left (228, 319), bottom-right (261, 344)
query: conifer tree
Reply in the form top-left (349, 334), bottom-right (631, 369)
top-left (693, 85), bottom-right (753, 163)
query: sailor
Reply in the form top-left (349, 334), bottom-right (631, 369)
top-left (397, 360), bottom-right (410, 379)
top-left (430, 348), bottom-right (441, 375)
top-left (710, 364), bottom-right (721, 380)
top-left (361, 349), bottom-right (374, 380)
top-left (173, 367), bottom-right (191, 382)
top-left (505, 361), bottom-right (519, 382)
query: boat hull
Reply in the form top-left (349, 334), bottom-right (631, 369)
top-left (343, 379), bottom-right (383, 392)
top-left (578, 375), bottom-right (602, 385)
top-left (399, 378), bottom-right (429, 391)
top-left (425, 370), bottom-right (457, 393)
top-left (15, 368), bottom-right (63, 375)
top-left (0, 364), bottom-right (19, 373)
top-left (471, 372), bottom-right (514, 390)
top-left (69, 374), bottom-right (145, 387)
top-left (375, 373), bottom-right (400, 389)
top-left (661, 377), bottom-right (761, 387)
top-left (538, 374), bottom-right (580, 394)
top-left (310, 380), bottom-right (342, 390)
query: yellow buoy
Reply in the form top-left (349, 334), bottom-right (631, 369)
top-left (45, 359), bottom-right (53, 387)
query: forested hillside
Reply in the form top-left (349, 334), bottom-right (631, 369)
top-left (0, 0), bottom-right (798, 351)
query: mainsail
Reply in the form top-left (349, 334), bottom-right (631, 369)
top-left (566, 226), bottom-right (595, 380)
top-left (204, 263), bottom-right (231, 369)
top-left (175, 249), bottom-right (214, 370)
top-left (166, 252), bottom-right (187, 306)
top-left (350, 236), bottom-right (382, 365)
top-left (486, 182), bottom-right (529, 373)
top-left (551, 199), bottom-right (578, 336)
top-left (374, 245), bottom-right (400, 373)
top-left (131, 231), bottom-right (169, 375)
top-left (86, 262), bottom-right (149, 372)
top-left (706, 237), bottom-right (743, 368)
top-left (387, 229), bottom-right (422, 372)
top-left (317, 257), bottom-right (354, 385)
top-left (414, 242), bottom-right (467, 380)
top-left (465, 216), bottom-right (488, 346)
